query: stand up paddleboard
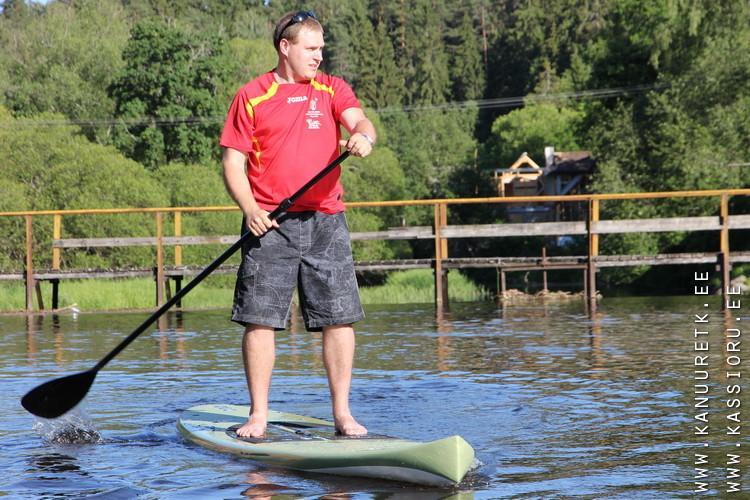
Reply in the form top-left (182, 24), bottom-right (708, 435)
top-left (178, 404), bottom-right (475, 487)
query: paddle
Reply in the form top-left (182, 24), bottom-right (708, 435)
top-left (21, 151), bottom-right (351, 419)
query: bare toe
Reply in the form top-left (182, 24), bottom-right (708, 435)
top-left (334, 415), bottom-right (367, 436)
top-left (236, 416), bottom-right (267, 438)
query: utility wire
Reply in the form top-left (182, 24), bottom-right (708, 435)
top-left (0, 83), bottom-right (667, 129)
top-left (383, 83), bottom-right (667, 112)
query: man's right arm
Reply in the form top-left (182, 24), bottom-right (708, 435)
top-left (222, 147), bottom-right (278, 236)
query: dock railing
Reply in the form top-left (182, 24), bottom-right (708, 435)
top-left (2, 188), bottom-right (750, 313)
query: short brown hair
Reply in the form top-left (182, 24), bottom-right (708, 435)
top-left (273, 11), bottom-right (323, 51)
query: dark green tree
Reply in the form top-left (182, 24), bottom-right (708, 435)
top-left (320, 0), bottom-right (403, 109)
top-left (379, 0), bottom-right (450, 105)
top-left (448, 8), bottom-right (485, 101)
top-left (485, 102), bottom-right (583, 170)
top-left (118, 0), bottom-right (277, 39)
top-left (412, 0), bottom-right (450, 104)
top-left (109, 20), bottom-right (231, 169)
top-left (384, 106), bottom-right (477, 203)
top-left (362, 19), bottom-right (404, 109)
top-left (322, 0), bottom-right (370, 83)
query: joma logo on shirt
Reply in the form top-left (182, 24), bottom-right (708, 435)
top-left (287, 96), bottom-right (308, 104)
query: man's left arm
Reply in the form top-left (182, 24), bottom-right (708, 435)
top-left (339, 107), bottom-right (376, 158)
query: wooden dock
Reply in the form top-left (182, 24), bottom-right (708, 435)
top-left (2, 188), bottom-right (749, 313)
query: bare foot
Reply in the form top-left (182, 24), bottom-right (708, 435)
top-left (334, 414), bottom-right (367, 436)
top-left (236, 414), bottom-right (267, 438)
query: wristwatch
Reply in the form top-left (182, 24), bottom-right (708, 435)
top-left (361, 133), bottom-right (375, 146)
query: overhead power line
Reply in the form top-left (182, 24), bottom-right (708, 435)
top-left (383, 83), bottom-right (668, 113)
top-left (0, 83), bottom-right (667, 129)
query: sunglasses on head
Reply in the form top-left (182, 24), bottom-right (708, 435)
top-left (276, 10), bottom-right (317, 45)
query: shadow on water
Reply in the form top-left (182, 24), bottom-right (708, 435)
top-left (27, 452), bottom-right (83, 475)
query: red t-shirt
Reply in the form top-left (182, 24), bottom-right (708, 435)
top-left (220, 71), bottom-right (361, 213)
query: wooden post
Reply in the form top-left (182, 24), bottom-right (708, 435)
top-left (433, 203), bottom-right (446, 310)
top-left (174, 211), bottom-right (183, 308)
top-left (52, 214), bottom-right (61, 269)
top-left (51, 279), bottom-right (59, 310)
top-left (155, 212), bottom-right (165, 307)
top-left (52, 214), bottom-right (61, 310)
top-left (174, 211), bottom-right (182, 266)
top-left (587, 199), bottom-right (599, 312)
top-left (439, 203), bottom-right (449, 260)
top-left (542, 246), bottom-right (548, 293)
top-left (500, 269), bottom-right (507, 297)
top-left (175, 276), bottom-right (183, 309)
top-left (439, 203), bottom-right (449, 307)
top-left (25, 215), bottom-right (34, 312)
top-left (26, 315), bottom-right (37, 359)
top-left (720, 194), bottom-right (731, 309)
top-left (583, 269), bottom-right (588, 300)
top-left (35, 281), bottom-right (45, 310)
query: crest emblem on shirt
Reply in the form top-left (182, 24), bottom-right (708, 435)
top-left (306, 98), bottom-right (323, 119)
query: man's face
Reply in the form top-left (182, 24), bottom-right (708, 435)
top-left (282, 27), bottom-right (324, 81)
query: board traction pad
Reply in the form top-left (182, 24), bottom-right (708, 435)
top-left (226, 422), bottom-right (396, 443)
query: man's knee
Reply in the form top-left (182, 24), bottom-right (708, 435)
top-left (322, 324), bottom-right (354, 333)
top-left (244, 324), bottom-right (276, 336)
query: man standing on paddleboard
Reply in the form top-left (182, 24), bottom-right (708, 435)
top-left (219, 11), bottom-right (375, 438)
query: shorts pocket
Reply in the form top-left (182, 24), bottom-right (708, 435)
top-left (238, 256), bottom-right (259, 279)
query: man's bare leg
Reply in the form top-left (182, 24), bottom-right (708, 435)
top-left (322, 324), bottom-right (367, 436)
top-left (237, 325), bottom-right (275, 438)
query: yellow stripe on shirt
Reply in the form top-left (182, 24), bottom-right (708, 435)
top-left (245, 82), bottom-right (279, 120)
top-left (310, 78), bottom-right (335, 97)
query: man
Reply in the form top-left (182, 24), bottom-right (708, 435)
top-left (219, 10), bottom-right (376, 438)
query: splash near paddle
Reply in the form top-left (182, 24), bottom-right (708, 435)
top-left (178, 404), bottom-right (475, 487)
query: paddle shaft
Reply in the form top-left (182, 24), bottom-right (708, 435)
top-left (93, 151), bottom-right (350, 371)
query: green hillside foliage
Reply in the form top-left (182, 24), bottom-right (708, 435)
top-left (0, 0), bottom-right (748, 292)
top-left (109, 20), bottom-right (232, 168)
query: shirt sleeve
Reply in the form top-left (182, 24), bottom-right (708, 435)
top-left (331, 77), bottom-right (361, 122)
top-left (219, 89), bottom-right (255, 154)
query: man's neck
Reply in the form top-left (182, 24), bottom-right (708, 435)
top-left (273, 64), bottom-right (309, 84)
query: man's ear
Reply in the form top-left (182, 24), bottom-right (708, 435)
top-left (279, 38), bottom-right (291, 57)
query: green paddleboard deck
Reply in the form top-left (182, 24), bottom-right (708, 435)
top-left (178, 404), bottom-right (475, 486)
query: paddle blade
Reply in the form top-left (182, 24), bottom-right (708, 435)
top-left (21, 370), bottom-right (98, 419)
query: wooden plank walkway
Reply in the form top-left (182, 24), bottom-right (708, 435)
top-left (2, 188), bottom-right (750, 312)
top-left (19, 250), bottom-right (750, 280)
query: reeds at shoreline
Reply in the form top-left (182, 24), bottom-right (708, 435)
top-left (0, 270), bottom-right (489, 313)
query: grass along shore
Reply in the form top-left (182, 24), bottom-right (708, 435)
top-left (0, 270), bottom-right (488, 313)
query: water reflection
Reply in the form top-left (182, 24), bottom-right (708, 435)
top-left (587, 311), bottom-right (605, 375)
top-left (2, 298), bottom-right (748, 498)
top-left (435, 309), bottom-right (453, 372)
top-left (25, 314), bottom-right (42, 362)
top-left (240, 470), bottom-right (298, 498)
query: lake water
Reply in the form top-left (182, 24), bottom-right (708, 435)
top-left (2, 296), bottom-right (749, 498)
